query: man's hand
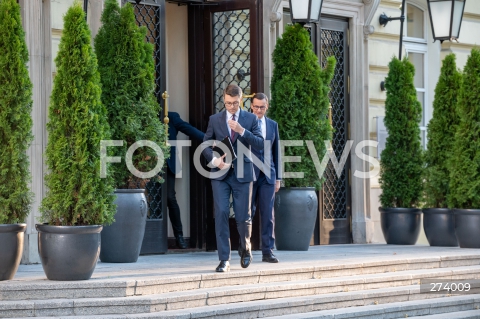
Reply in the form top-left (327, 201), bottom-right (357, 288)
top-left (275, 180), bottom-right (281, 193)
top-left (213, 154), bottom-right (231, 170)
top-left (228, 119), bottom-right (244, 134)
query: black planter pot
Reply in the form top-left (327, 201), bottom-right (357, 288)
top-left (0, 224), bottom-right (26, 281)
top-left (453, 209), bottom-right (480, 248)
top-left (100, 189), bottom-right (147, 263)
top-left (36, 224), bottom-right (102, 281)
top-left (274, 187), bottom-right (318, 251)
top-left (380, 207), bottom-right (422, 245)
top-left (423, 208), bottom-right (458, 247)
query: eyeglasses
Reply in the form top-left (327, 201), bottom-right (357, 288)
top-left (224, 101), bottom-right (240, 107)
top-left (252, 105), bottom-right (266, 110)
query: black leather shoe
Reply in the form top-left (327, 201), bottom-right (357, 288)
top-left (215, 260), bottom-right (230, 272)
top-left (176, 236), bottom-right (187, 249)
top-left (241, 249), bottom-right (252, 268)
top-left (262, 253), bottom-right (279, 263)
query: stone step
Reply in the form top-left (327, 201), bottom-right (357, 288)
top-left (23, 293), bottom-right (480, 319)
top-left (2, 254), bottom-right (480, 302)
top-left (407, 309), bottom-right (480, 318)
top-left (272, 295), bottom-right (480, 319)
top-left (2, 262), bottom-right (480, 318)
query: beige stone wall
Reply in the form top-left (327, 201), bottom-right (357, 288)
top-left (165, 2), bottom-right (191, 238)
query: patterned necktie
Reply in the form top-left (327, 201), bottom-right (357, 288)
top-left (230, 114), bottom-right (236, 141)
top-left (258, 119), bottom-right (264, 154)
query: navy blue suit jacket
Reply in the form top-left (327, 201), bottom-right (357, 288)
top-left (167, 112), bottom-right (204, 175)
top-left (253, 117), bottom-right (282, 184)
top-left (202, 109), bottom-right (264, 182)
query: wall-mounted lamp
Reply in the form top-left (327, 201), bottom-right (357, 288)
top-left (379, 0), bottom-right (467, 59)
top-left (380, 81), bottom-right (386, 91)
top-left (288, 0), bottom-right (323, 26)
top-left (427, 0), bottom-right (466, 42)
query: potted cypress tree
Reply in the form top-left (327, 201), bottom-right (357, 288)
top-left (0, 0), bottom-right (33, 281)
top-left (379, 57), bottom-right (423, 245)
top-left (422, 54), bottom-right (461, 247)
top-left (37, 1), bottom-right (116, 280)
top-left (95, 0), bottom-right (169, 262)
top-left (269, 23), bottom-right (335, 251)
top-left (448, 48), bottom-right (480, 249)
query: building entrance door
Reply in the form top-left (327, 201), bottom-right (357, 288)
top-left (188, 0), bottom-right (263, 251)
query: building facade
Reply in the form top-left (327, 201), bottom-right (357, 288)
top-left (18, 0), bottom-right (480, 263)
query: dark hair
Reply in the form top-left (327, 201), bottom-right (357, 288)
top-left (224, 84), bottom-right (242, 98)
top-left (252, 92), bottom-right (269, 105)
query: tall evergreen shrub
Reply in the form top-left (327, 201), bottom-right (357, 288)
top-left (379, 57), bottom-right (423, 208)
top-left (94, 0), bottom-right (169, 189)
top-left (0, 0), bottom-right (34, 224)
top-left (40, 2), bottom-right (116, 226)
top-left (269, 23), bottom-right (336, 190)
top-left (423, 54), bottom-right (462, 208)
top-left (448, 48), bottom-right (480, 209)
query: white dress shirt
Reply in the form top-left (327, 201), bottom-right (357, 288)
top-left (210, 109), bottom-right (244, 167)
top-left (258, 116), bottom-right (266, 139)
top-left (227, 109), bottom-right (241, 138)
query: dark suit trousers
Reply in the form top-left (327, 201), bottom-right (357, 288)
top-left (167, 168), bottom-right (183, 238)
top-left (252, 172), bottom-right (276, 255)
top-left (212, 168), bottom-right (253, 261)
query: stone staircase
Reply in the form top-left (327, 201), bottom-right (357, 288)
top-left (1, 251), bottom-right (480, 318)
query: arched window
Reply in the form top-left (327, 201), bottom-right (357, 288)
top-left (404, 3), bottom-right (428, 149)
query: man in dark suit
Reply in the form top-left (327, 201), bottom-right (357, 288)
top-left (167, 111), bottom-right (204, 249)
top-left (202, 84), bottom-right (264, 272)
top-left (250, 93), bottom-right (281, 263)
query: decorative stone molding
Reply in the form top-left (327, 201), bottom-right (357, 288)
top-left (364, 25), bottom-right (375, 40)
top-left (270, 11), bottom-right (282, 22)
top-left (270, 11), bottom-right (282, 29)
top-left (363, 0), bottom-right (381, 25)
top-left (271, 0), bottom-right (284, 13)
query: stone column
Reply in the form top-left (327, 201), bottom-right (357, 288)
top-left (87, 0), bottom-right (105, 43)
top-left (20, 0), bottom-right (51, 264)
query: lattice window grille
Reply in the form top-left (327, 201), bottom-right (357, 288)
top-left (212, 10), bottom-right (252, 113)
top-left (321, 29), bottom-right (348, 220)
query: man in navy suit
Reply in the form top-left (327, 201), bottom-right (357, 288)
top-left (250, 93), bottom-right (281, 263)
top-left (167, 112), bottom-right (204, 249)
top-left (202, 84), bottom-right (264, 272)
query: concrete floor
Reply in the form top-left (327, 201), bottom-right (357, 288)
top-left (7, 244), bottom-right (480, 284)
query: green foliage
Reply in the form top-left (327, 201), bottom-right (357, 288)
top-left (94, 0), bottom-right (169, 189)
top-left (448, 48), bottom-right (480, 209)
top-left (423, 54), bottom-right (462, 208)
top-left (379, 57), bottom-right (423, 208)
top-left (0, 0), bottom-right (33, 224)
top-left (269, 23), bottom-right (336, 190)
top-left (40, 2), bottom-right (116, 226)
